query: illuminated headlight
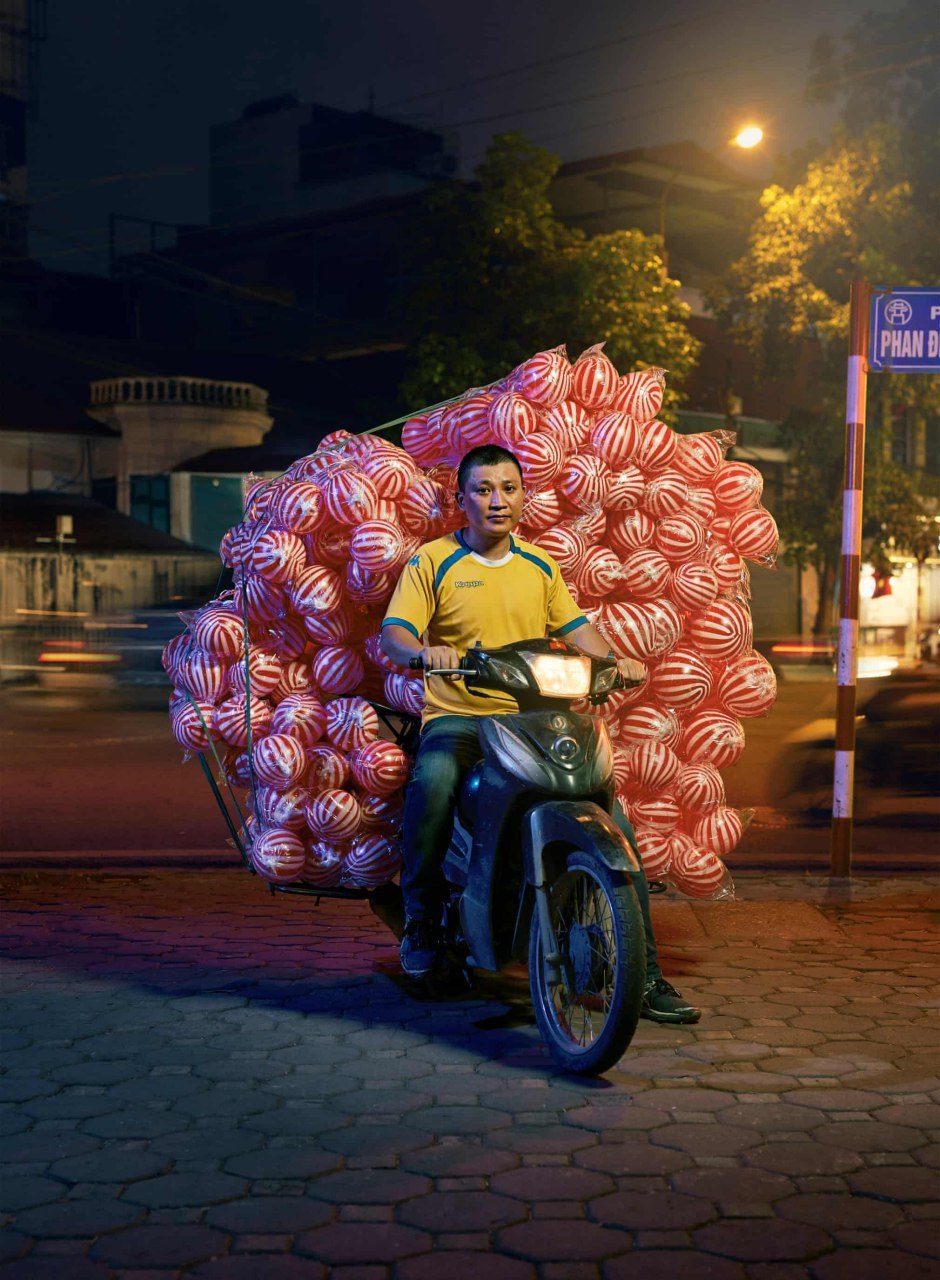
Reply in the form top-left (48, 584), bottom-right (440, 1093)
top-left (524, 653), bottom-right (592, 698)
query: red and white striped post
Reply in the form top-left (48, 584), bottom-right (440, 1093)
top-left (830, 280), bottom-right (871, 878)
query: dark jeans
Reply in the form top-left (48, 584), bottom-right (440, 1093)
top-left (400, 714), bottom-right (661, 981)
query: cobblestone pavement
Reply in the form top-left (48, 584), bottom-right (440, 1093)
top-left (0, 868), bottom-right (937, 1278)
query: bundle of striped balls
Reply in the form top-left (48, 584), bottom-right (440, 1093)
top-left (165, 342), bottom-right (778, 898)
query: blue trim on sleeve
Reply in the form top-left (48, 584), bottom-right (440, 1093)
top-left (381, 617), bottom-right (421, 640)
top-left (512, 546), bottom-right (554, 579)
top-left (551, 615), bottom-right (588, 637)
top-left (433, 544), bottom-right (471, 593)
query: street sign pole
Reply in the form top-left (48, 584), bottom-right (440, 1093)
top-left (830, 280), bottom-right (870, 878)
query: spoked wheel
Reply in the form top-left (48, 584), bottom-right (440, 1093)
top-left (529, 850), bottom-right (646, 1075)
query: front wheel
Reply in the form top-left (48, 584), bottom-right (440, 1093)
top-left (528, 850), bottom-right (646, 1075)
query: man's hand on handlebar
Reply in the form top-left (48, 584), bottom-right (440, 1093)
top-left (615, 657), bottom-right (646, 687)
top-left (418, 645), bottom-right (463, 680)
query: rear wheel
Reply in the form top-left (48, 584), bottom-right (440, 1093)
top-left (528, 850), bottom-right (645, 1075)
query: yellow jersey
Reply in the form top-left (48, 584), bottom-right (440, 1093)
top-left (382, 529), bottom-right (586, 721)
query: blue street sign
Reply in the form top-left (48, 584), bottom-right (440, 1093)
top-left (869, 286), bottom-right (940, 373)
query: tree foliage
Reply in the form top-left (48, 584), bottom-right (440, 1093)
top-left (399, 133), bottom-right (700, 413)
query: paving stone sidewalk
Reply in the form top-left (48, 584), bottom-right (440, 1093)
top-left (0, 867), bottom-right (937, 1278)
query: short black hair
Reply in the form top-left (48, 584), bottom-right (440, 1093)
top-left (457, 445), bottom-right (523, 492)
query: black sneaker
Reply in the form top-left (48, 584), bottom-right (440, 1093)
top-left (400, 918), bottom-right (440, 978)
top-left (641, 977), bottom-right (701, 1025)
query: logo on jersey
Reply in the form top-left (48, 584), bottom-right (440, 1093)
top-left (454, 579), bottom-right (484, 588)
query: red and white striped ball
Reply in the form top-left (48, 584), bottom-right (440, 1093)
top-left (349, 520), bottom-right (404, 574)
top-left (631, 794), bottom-right (682, 833)
top-left (400, 414), bottom-right (437, 466)
top-left (426, 463), bottom-right (458, 494)
top-left (618, 703), bottom-right (681, 748)
top-left (399, 478), bottom-right (449, 536)
top-left (346, 562), bottom-right (395, 606)
top-left (268, 616), bottom-right (309, 662)
top-left (604, 466), bottom-right (645, 512)
top-left (302, 840), bottom-right (346, 888)
top-left (571, 350), bottom-right (619, 410)
top-left (454, 393), bottom-right (497, 447)
top-left (252, 733), bottom-right (308, 788)
top-left (612, 369), bottom-right (665, 422)
top-left (693, 806), bottom-right (744, 857)
top-left (729, 507), bottom-right (779, 562)
top-left (222, 747), bottom-right (253, 789)
top-left (633, 827), bottom-right (674, 879)
top-left (685, 486), bottom-right (718, 526)
top-left (245, 476), bottom-right (279, 518)
top-left (270, 692), bottom-right (328, 747)
top-left (319, 429), bottom-right (355, 452)
top-left (439, 404), bottom-right (465, 452)
top-left (590, 412), bottom-right (639, 468)
top-left (681, 710), bottom-right (746, 769)
top-left (686, 600), bottom-right (753, 660)
top-left (716, 650), bottom-right (777, 718)
top-left (673, 762), bottom-right (725, 812)
top-left (175, 648), bottom-right (230, 703)
top-left (359, 791), bottom-right (405, 834)
top-left (305, 526), bottom-right (352, 569)
top-left (577, 547), bottom-right (626, 598)
top-left (667, 561), bottom-right (723, 617)
top-left (271, 480), bottom-right (323, 534)
top-left (673, 433), bottom-right (724, 482)
top-left (214, 694), bottom-right (272, 748)
top-left (171, 700), bottom-right (216, 753)
top-left (161, 631), bottom-right (189, 681)
top-left (227, 646), bottom-right (282, 698)
top-left (606, 509), bottom-right (655, 557)
top-left (635, 420), bottom-right (679, 474)
top-left (713, 461), bottom-right (763, 512)
top-left (654, 514), bottom-right (707, 564)
top-left (306, 744), bottom-right (350, 793)
top-left (540, 399), bottom-right (592, 451)
top-left (359, 446), bottom-right (419, 499)
top-left (612, 742), bottom-right (636, 791)
top-left (530, 526), bottom-right (587, 576)
top-left (512, 349), bottom-right (573, 406)
top-left (642, 471), bottom-right (689, 517)
top-left (487, 391), bottom-right (539, 447)
top-left (649, 645), bottom-right (714, 709)
top-left (321, 468), bottom-right (379, 526)
top-left (712, 515), bottom-right (733, 542)
top-left (247, 529), bottom-right (306, 584)
top-left (619, 549), bottom-right (671, 600)
top-left (271, 658), bottom-right (317, 704)
top-left (303, 604), bottom-right (353, 646)
top-left (220, 522), bottom-right (253, 568)
top-left (627, 741), bottom-right (680, 790)
top-left (520, 488), bottom-right (565, 531)
top-left (562, 506), bottom-right (607, 547)
top-left (311, 645), bottom-right (365, 699)
top-left (383, 672), bottom-right (426, 718)
top-left (325, 697), bottom-right (379, 752)
top-left (254, 784), bottom-right (310, 832)
top-left (306, 788), bottom-right (363, 841)
top-left (601, 600), bottom-right (682, 662)
top-left (192, 605), bottom-right (244, 661)
top-left (168, 686), bottom-right (188, 719)
top-left (513, 432), bottom-right (565, 488)
top-left (233, 575), bottom-right (286, 625)
top-left (669, 837), bottom-right (728, 898)
top-left (704, 543), bottom-right (745, 592)
top-left (349, 740), bottom-right (412, 796)
top-left (289, 565), bottom-right (344, 617)
top-left (250, 828), bottom-right (306, 885)
top-left (554, 456), bottom-right (610, 515)
top-left (343, 834), bottom-right (401, 889)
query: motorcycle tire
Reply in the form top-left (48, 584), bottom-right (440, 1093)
top-left (528, 849), bottom-right (646, 1076)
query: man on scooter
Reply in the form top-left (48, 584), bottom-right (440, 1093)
top-left (381, 444), bottom-right (700, 1025)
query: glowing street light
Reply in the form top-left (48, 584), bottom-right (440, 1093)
top-left (733, 125), bottom-right (764, 150)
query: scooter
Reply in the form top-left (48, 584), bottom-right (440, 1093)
top-left (403, 637), bottom-right (648, 1076)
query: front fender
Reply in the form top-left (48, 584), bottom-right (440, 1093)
top-left (521, 800), bottom-right (640, 888)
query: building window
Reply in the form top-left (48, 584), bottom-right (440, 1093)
top-left (130, 474), bottom-right (170, 533)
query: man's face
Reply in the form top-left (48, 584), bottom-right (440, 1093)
top-left (456, 462), bottom-right (525, 539)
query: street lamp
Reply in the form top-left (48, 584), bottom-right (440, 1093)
top-left (733, 125), bottom-right (764, 150)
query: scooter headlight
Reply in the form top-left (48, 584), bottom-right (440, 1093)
top-left (522, 652), bottom-right (592, 699)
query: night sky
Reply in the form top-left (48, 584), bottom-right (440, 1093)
top-left (28, 0), bottom-right (896, 275)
